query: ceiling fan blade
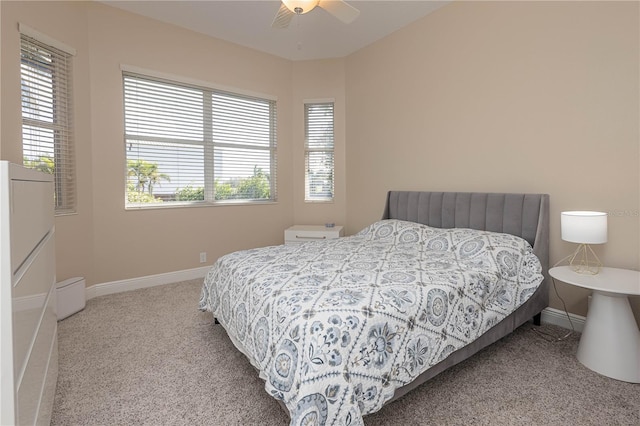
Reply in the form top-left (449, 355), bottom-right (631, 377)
top-left (318, 0), bottom-right (360, 24)
top-left (272, 3), bottom-right (295, 29)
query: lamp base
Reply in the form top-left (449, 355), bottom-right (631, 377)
top-left (568, 244), bottom-right (602, 275)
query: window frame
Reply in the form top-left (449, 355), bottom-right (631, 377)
top-left (122, 68), bottom-right (278, 209)
top-left (20, 25), bottom-right (76, 215)
top-left (304, 100), bottom-right (335, 203)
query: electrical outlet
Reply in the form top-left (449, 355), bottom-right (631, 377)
top-left (199, 252), bottom-right (207, 263)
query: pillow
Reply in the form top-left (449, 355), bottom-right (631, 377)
top-left (357, 219), bottom-right (434, 244)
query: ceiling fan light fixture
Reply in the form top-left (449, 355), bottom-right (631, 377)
top-left (272, 0), bottom-right (359, 29)
top-left (282, 0), bottom-right (319, 15)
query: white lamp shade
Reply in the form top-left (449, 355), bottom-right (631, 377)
top-left (561, 211), bottom-right (608, 244)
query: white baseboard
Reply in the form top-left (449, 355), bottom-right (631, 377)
top-left (541, 307), bottom-right (586, 333)
top-left (85, 266), bottom-right (211, 301)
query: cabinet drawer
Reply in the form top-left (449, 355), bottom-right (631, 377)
top-left (10, 179), bottom-right (54, 273)
top-left (285, 225), bottom-right (343, 245)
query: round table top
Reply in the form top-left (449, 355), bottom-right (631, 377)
top-left (549, 266), bottom-right (640, 296)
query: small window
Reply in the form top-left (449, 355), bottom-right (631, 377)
top-left (123, 72), bottom-right (277, 208)
top-left (21, 33), bottom-right (75, 214)
top-left (304, 102), bottom-right (334, 202)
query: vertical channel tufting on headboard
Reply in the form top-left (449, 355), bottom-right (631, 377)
top-left (383, 191), bottom-right (546, 249)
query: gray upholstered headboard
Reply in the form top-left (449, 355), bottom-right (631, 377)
top-left (379, 191), bottom-right (550, 404)
top-left (382, 191), bottom-right (550, 323)
top-left (382, 191), bottom-right (548, 264)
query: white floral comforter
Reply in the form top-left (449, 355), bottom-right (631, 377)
top-left (199, 220), bottom-right (543, 426)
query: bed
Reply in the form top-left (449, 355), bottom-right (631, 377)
top-left (200, 191), bottom-right (550, 425)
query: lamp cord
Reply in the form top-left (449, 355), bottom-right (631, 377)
top-left (532, 255), bottom-right (576, 342)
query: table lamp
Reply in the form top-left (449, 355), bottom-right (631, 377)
top-left (561, 211), bottom-right (608, 274)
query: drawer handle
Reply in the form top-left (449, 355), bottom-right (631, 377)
top-left (296, 235), bottom-right (326, 239)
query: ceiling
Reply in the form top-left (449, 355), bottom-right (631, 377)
top-left (100, 1), bottom-right (450, 61)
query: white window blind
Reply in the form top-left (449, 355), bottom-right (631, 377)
top-left (305, 102), bottom-right (334, 201)
top-left (21, 33), bottom-right (75, 214)
top-left (123, 72), bottom-right (277, 207)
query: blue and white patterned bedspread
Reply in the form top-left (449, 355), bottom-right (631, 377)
top-left (199, 220), bottom-right (543, 426)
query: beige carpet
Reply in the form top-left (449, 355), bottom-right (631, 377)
top-left (52, 279), bottom-right (639, 425)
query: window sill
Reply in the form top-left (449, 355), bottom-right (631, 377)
top-left (304, 199), bottom-right (334, 204)
top-left (125, 200), bottom-right (278, 211)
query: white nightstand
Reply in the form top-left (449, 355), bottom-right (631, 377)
top-left (549, 266), bottom-right (640, 383)
top-left (284, 225), bottom-right (344, 245)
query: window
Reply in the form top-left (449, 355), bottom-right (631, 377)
top-left (123, 72), bottom-right (277, 207)
top-left (304, 102), bottom-right (334, 202)
top-left (21, 32), bottom-right (75, 214)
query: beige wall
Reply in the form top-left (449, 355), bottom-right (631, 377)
top-left (85, 4), bottom-right (294, 284)
top-left (345, 1), bottom-right (639, 320)
top-left (1, 1), bottom-right (95, 285)
top-left (2, 1), bottom-right (638, 321)
top-left (292, 59), bottom-right (347, 227)
top-left (1, 1), bottom-right (296, 285)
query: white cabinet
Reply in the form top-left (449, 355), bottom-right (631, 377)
top-left (0, 162), bottom-right (57, 426)
top-left (284, 225), bottom-right (344, 245)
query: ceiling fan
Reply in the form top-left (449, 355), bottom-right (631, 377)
top-left (272, 0), bottom-right (360, 29)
